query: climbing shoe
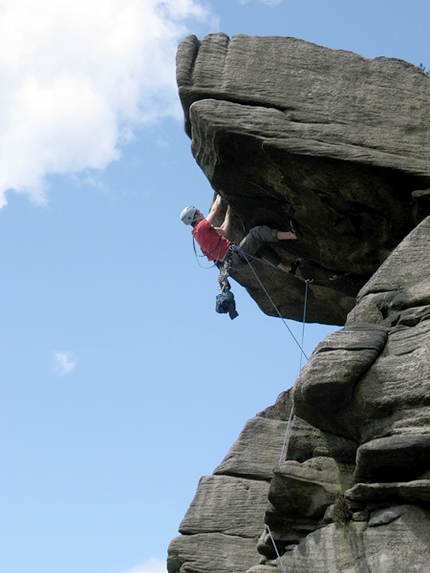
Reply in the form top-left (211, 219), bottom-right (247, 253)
top-left (290, 259), bottom-right (305, 275)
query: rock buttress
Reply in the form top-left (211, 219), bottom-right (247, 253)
top-left (177, 33), bottom-right (430, 325)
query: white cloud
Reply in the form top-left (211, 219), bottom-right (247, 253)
top-left (123, 558), bottom-right (167, 573)
top-left (53, 351), bottom-right (77, 376)
top-left (0, 0), bottom-right (213, 207)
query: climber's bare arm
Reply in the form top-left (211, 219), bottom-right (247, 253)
top-left (205, 194), bottom-right (223, 225)
top-left (215, 205), bottom-right (232, 237)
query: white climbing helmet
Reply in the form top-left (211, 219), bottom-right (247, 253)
top-left (180, 205), bottom-right (198, 225)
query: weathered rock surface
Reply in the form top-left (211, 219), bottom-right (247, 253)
top-left (278, 505), bottom-right (430, 573)
top-left (293, 324), bottom-right (388, 437)
top-left (294, 217), bottom-right (430, 452)
top-left (256, 215), bottom-right (430, 572)
top-left (214, 416), bottom-right (290, 480)
top-left (346, 480), bottom-right (430, 506)
top-left (169, 33), bottom-right (430, 573)
top-left (177, 32), bottom-right (430, 324)
top-left (179, 475), bottom-right (270, 537)
top-left (168, 533), bottom-right (262, 573)
top-left (262, 456), bottom-right (354, 555)
top-left (167, 410), bottom-right (290, 573)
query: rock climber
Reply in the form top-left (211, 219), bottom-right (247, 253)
top-left (180, 194), bottom-right (301, 274)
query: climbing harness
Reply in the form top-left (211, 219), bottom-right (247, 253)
top-left (217, 255), bottom-right (232, 292)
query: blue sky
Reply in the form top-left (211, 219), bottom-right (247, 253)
top-left (0, 1), bottom-right (429, 573)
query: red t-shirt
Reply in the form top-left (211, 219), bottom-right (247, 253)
top-left (192, 219), bottom-right (231, 262)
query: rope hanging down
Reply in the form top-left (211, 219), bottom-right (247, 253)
top-left (277, 280), bottom-right (309, 466)
top-left (266, 524), bottom-right (288, 573)
top-left (233, 245), bottom-right (309, 363)
top-left (264, 279), bottom-right (310, 567)
top-left (228, 246), bottom-right (311, 466)
top-left (214, 244), bottom-right (311, 565)
top-left (194, 237), bottom-right (310, 466)
top-left (299, 280), bottom-right (309, 370)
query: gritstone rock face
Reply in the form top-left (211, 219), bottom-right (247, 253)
top-left (176, 32), bottom-right (430, 325)
top-left (169, 33), bottom-right (430, 573)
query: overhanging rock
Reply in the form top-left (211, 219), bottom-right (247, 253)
top-left (177, 33), bottom-right (430, 325)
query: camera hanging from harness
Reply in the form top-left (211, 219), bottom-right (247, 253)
top-left (215, 256), bottom-right (238, 320)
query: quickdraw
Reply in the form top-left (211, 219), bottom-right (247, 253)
top-left (217, 258), bottom-right (232, 293)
